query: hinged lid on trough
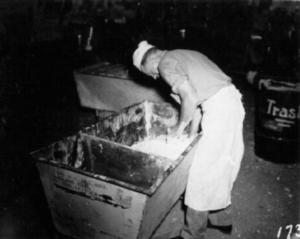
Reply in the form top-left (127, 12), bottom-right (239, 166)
top-left (74, 62), bottom-right (170, 111)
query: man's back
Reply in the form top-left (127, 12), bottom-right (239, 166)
top-left (159, 49), bottom-right (231, 103)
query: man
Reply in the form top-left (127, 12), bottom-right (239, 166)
top-left (133, 41), bottom-right (245, 239)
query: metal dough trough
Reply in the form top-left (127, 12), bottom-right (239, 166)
top-left (31, 101), bottom-right (200, 239)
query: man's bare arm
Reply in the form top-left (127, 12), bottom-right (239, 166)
top-left (158, 59), bottom-right (199, 137)
top-left (175, 80), bottom-right (199, 136)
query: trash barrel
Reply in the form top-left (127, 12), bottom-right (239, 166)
top-left (255, 78), bottom-right (300, 163)
top-left (31, 101), bottom-right (200, 239)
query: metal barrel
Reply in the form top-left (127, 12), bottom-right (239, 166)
top-left (254, 78), bottom-right (300, 163)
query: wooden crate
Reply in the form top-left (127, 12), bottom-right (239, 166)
top-left (31, 101), bottom-right (200, 239)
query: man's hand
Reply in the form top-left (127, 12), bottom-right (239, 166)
top-left (168, 122), bottom-right (188, 138)
top-left (168, 107), bottom-right (201, 138)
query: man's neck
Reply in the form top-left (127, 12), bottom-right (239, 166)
top-left (159, 50), bottom-right (167, 60)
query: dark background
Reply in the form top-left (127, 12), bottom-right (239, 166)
top-left (0, 0), bottom-right (299, 238)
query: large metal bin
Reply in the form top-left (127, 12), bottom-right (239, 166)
top-left (31, 101), bottom-right (200, 239)
top-left (74, 62), bottom-right (169, 112)
top-left (255, 78), bottom-right (299, 163)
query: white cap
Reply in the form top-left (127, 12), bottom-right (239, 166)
top-left (133, 40), bottom-right (154, 70)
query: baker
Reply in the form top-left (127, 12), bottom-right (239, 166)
top-left (132, 41), bottom-right (245, 239)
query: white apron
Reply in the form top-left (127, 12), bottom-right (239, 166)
top-left (184, 84), bottom-right (245, 211)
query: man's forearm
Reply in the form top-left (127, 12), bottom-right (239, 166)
top-left (178, 96), bottom-right (197, 132)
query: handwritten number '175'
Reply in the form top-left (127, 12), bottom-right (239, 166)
top-left (277, 224), bottom-right (300, 239)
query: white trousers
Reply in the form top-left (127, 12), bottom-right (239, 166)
top-left (184, 84), bottom-right (245, 211)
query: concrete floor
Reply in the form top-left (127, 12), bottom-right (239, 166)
top-left (0, 48), bottom-right (299, 239)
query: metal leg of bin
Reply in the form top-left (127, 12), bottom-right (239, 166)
top-left (151, 198), bottom-right (185, 239)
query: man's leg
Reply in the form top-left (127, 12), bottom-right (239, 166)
top-left (208, 205), bottom-right (232, 227)
top-left (208, 206), bottom-right (233, 234)
top-left (181, 207), bottom-right (208, 239)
